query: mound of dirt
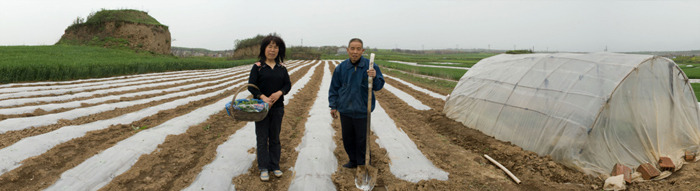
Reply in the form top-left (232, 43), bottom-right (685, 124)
top-left (233, 46), bottom-right (261, 60)
top-left (57, 10), bottom-right (171, 54)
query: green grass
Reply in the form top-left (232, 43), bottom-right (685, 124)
top-left (0, 45), bottom-right (254, 84)
top-left (383, 69), bottom-right (457, 95)
top-left (679, 63), bottom-right (700, 79)
top-left (324, 50), bottom-right (494, 64)
top-left (131, 125), bottom-right (149, 131)
top-left (682, 68), bottom-right (700, 79)
top-left (75, 9), bottom-right (165, 28)
top-left (369, 49), bottom-right (495, 63)
top-left (322, 49), bottom-right (490, 79)
top-left (691, 83), bottom-right (700, 101)
top-left (417, 61), bottom-right (475, 68)
top-left (375, 60), bottom-right (466, 81)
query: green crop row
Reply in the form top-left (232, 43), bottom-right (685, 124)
top-left (691, 83), bottom-right (700, 101)
top-left (382, 69), bottom-right (457, 95)
top-left (374, 60), bottom-right (466, 81)
top-left (0, 45), bottom-right (254, 84)
top-left (322, 49), bottom-right (488, 79)
top-left (417, 61), bottom-right (476, 68)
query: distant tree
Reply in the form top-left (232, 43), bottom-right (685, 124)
top-left (673, 56), bottom-right (700, 64)
top-left (319, 46), bottom-right (339, 55)
top-left (73, 16), bottom-right (85, 25)
top-left (506, 49), bottom-right (533, 54)
top-left (288, 46), bottom-right (321, 60)
top-left (234, 34), bottom-right (269, 50)
top-left (232, 33), bottom-right (280, 59)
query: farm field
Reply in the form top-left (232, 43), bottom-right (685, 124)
top-left (0, 60), bottom-right (699, 190)
top-left (0, 45), bottom-right (255, 84)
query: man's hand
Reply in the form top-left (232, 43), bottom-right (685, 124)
top-left (330, 109), bottom-right (338, 118)
top-left (367, 67), bottom-right (376, 78)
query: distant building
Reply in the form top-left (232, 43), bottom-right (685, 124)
top-left (337, 48), bottom-right (347, 55)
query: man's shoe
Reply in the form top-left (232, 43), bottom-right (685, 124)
top-left (260, 170), bottom-right (270, 181)
top-left (342, 162), bottom-right (357, 168)
top-left (273, 170), bottom-right (283, 177)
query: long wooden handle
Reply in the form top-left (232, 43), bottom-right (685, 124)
top-left (484, 154), bottom-right (521, 184)
top-left (365, 53), bottom-right (375, 166)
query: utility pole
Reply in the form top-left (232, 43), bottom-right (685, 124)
top-left (301, 38), bottom-right (303, 47)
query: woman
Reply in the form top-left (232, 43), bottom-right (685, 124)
top-left (247, 35), bottom-right (291, 181)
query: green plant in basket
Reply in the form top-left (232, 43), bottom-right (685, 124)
top-left (234, 99), bottom-right (269, 112)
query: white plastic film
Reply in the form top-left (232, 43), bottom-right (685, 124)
top-left (444, 53), bottom-right (700, 175)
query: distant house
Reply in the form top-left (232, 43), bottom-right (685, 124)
top-left (336, 48), bottom-right (347, 55)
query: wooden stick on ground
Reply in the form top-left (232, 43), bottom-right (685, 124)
top-left (484, 154), bottom-right (522, 184)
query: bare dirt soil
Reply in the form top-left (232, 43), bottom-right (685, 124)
top-left (0, 60), bottom-right (699, 191)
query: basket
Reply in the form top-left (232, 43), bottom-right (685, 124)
top-left (226, 84), bottom-right (269, 121)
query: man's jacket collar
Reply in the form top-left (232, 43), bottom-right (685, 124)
top-left (345, 56), bottom-right (368, 70)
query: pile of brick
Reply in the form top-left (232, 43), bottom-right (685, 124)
top-left (606, 152), bottom-right (697, 189)
top-left (686, 151), bottom-right (696, 162)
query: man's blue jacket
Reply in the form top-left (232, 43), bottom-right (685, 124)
top-left (329, 56), bottom-right (385, 119)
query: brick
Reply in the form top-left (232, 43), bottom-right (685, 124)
top-left (658, 157), bottom-right (675, 171)
top-left (686, 151), bottom-right (696, 162)
top-left (610, 163), bottom-right (631, 183)
top-left (636, 163), bottom-right (660, 180)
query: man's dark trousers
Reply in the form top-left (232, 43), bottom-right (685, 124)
top-left (340, 114), bottom-right (367, 165)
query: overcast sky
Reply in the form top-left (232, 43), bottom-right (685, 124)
top-left (1, 0), bottom-right (699, 52)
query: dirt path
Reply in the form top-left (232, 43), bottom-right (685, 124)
top-left (382, 76), bottom-right (599, 190)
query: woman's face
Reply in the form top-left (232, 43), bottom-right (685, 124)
top-left (265, 41), bottom-right (279, 61)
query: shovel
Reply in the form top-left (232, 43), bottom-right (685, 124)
top-left (355, 53), bottom-right (378, 190)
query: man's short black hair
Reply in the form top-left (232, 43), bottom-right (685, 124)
top-left (349, 38), bottom-right (363, 47)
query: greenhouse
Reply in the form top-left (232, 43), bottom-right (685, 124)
top-left (444, 52), bottom-right (700, 175)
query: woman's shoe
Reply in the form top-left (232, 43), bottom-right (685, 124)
top-left (260, 170), bottom-right (270, 181)
top-left (273, 170), bottom-right (283, 177)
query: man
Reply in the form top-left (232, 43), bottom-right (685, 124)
top-left (328, 38), bottom-right (385, 168)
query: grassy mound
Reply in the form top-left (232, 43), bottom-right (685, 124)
top-left (67, 9), bottom-right (166, 30)
top-left (57, 9), bottom-right (172, 54)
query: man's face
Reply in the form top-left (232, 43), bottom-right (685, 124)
top-left (347, 41), bottom-right (364, 63)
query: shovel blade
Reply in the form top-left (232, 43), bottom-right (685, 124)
top-left (354, 165), bottom-right (377, 191)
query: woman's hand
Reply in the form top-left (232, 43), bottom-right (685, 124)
top-left (269, 90), bottom-right (283, 104)
top-left (260, 95), bottom-right (273, 104)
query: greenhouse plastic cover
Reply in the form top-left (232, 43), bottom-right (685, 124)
top-left (444, 52), bottom-right (700, 175)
